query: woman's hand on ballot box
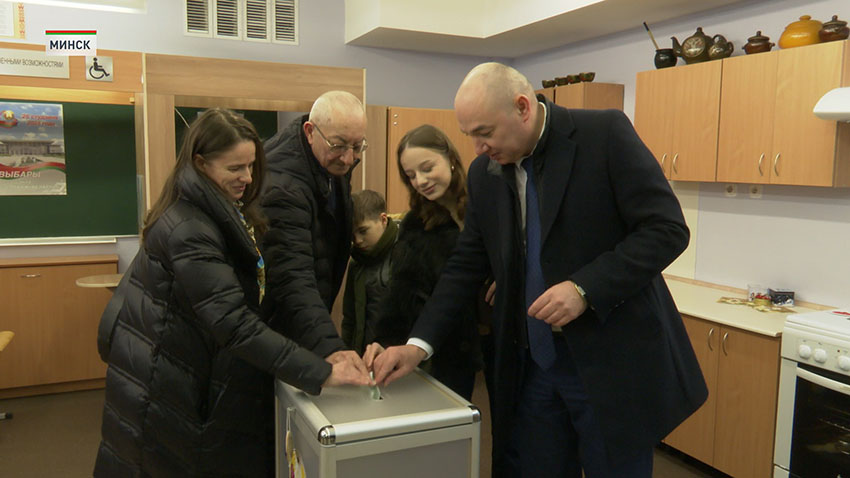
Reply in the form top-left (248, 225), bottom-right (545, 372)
top-left (322, 350), bottom-right (374, 388)
top-left (364, 343), bottom-right (427, 387)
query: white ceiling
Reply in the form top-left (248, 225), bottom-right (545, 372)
top-left (345, 0), bottom-right (754, 58)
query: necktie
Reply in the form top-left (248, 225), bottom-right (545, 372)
top-left (523, 157), bottom-right (556, 370)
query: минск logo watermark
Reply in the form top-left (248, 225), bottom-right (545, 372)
top-left (45, 30), bottom-right (97, 56)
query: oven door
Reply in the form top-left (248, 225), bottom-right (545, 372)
top-left (774, 358), bottom-right (850, 478)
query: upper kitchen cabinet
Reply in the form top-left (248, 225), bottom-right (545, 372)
top-left (719, 41), bottom-right (850, 186)
top-left (771, 41), bottom-right (850, 186)
top-left (536, 83), bottom-right (624, 110)
top-left (554, 82), bottom-right (624, 110)
top-left (716, 51), bottom-right (778, 183)
top-left (535, 87), bottom-right (555, 102)
top-left (635, 61), bottom-right (722, 182)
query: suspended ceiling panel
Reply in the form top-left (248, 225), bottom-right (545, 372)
top-left (345, 0), bottom-right (754, 58)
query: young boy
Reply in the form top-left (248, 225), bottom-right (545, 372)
top-left (341, 190), bottom-right (399, 355)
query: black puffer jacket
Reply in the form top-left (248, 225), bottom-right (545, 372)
top-left (261, 116), bottom-right (351, 356)
top-left (94, 166), bottom-right (331, 477)
top-left (374, 213), bottom-right (483, 399)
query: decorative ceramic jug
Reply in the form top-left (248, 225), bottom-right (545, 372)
top-left (819, 15), bottom-right (850, 43)
top-left (708, 34), bottom-right (734, 60)
top-left (779, 15), bottom-right (822, 49)
top-left (654, 48), bottom-right (677, 68)
top-left (671, 27), bottom-right (713, 64)
top-left (742, 31), bottom-right (774, 54)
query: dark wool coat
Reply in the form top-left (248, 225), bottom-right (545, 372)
top-left (374, 212), bottom-right (483, 399)
top-left (410, 101), bottom-right (708, 475)
top-left (260, 115), bottom-right (350, 357)
top-left (94, 166), bottom-right (332, 478)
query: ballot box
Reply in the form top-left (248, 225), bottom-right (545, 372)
top-left (275, 369), bottom-right (480, 478)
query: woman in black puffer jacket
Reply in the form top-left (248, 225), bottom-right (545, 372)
top-left (94, 109), bottom-right (369, 477)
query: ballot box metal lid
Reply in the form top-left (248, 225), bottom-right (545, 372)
top-left (276, 370), bottom-right (480, 446)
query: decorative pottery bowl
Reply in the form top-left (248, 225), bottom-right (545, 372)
top-left (654, 48), bottom-right (677, 68)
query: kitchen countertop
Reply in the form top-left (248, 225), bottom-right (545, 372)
top-left (665, 277), bottom-right (820, 337)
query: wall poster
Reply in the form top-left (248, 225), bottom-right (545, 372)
top-left (0, 101), bottom-right (66, 196)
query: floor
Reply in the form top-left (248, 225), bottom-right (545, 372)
top-left (0, 377), bottom-right (728, 477)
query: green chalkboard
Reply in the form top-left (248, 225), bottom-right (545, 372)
top-left (0, 100), bottom-right (138, 239)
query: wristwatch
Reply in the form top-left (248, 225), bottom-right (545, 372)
top-left (573, 282), bottom-right (588, 307)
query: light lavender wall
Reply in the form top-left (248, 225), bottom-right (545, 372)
top-left (4, 0), bottom-right (494, 263)
top-left (10, 0), bottom-right (493, 108)
top-left (514, 0), bottom-right (850, 307)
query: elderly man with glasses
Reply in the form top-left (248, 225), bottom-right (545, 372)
top-left (261, 90), bottom-right (370, 378)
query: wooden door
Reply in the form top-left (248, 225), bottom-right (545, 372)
top-left (385, 107), bottom-right (476, 214)
top-left (663, 315), bottom-right (719, 466)
top-left (771, 41), bottom-right (844, 186)
top-left (668, 61), bottom-right (722, 182)
top-left (635, 68), bottom-right (675, 177)
top-left (0, 262), bottom-right (114, 390)
top-left (713, 327), bottom-right (781, 478)
top-left (717, 52), bottom-right (779, 183)
top-left (360, 104), bottom-right (388, 196)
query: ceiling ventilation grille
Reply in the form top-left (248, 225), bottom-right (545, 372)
top-left (273, 0), bottom-right (297, 44)
top-left (185, 0), bottom-right (210, 35)
top-left (214, 0), bottom-right (239, 38)
top-left (184, 0), bottom-right (297, 44)
top-left (245, 0), bottom-right (269, 40)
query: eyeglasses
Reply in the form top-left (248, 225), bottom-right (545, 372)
top-left (312, 123), bottom-right (368, 156)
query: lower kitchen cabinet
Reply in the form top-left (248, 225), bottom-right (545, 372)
top-left (665, 314), bottom-right (780, 478)
top-left (0, 255), bottom-right (117, 398)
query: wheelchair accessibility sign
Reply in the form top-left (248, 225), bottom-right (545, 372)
top-left (85, 56), bottom-right (112, 82)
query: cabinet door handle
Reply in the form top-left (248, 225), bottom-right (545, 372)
top-left (660, 153), bottom-right (667, 169)
top-left (722, 332), bottom-right (729, 356)
top-left (758, 153), bottom-right (765, 176)
top-left (708, 327), bottom-right (715, 351)
top-left (773, 153), bottom-right (780, 176)
top-left (21, 273), bottom-right (41, 278)
top-left (672, 153), bottom-right (679, 174)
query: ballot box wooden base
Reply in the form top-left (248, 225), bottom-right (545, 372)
top-left (275, 369), bottom-right (480, 478)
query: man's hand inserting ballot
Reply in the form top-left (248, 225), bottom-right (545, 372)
top-left (366, 344), bottom-right (427, 387)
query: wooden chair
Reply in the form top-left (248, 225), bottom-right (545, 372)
top-left (0, 331), bottom-right (14, 420)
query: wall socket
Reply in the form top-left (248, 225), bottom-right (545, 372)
top-left (749, 184), bottom-right (763, 198)
top-left (724, 184), bottom-right (737, 197)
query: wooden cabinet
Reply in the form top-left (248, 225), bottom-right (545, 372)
top-left (665, 315), bottom-right (780, 478)
top-left (536, 83), bottom-right (624, 110)
top-left (719, 41), bottom-right (850, 186)
top-left (0, 255), bottom-right (117, 398)
top-left (635, 61), bottom-right (722, 181)
top-left (716, 51), bottom-right (778, 183)
top-left (636, 40), bottom-right (850, 186)
top-left (771, 41), bottom-right (850, 186)
top-left (553, 82), bottom-right (623, 110)
top-left (664, 316), bottom-right (719, 465)
top-left (535, 87), bottom-right (555, 102)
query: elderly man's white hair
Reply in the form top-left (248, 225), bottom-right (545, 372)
top-left (309, 91), bottom-right (365, 126)
top-left (458, 62), bottom-right (536, 111)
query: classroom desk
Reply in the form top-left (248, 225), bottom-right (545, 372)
top-left (75, 273), bottom-right (123, 290)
